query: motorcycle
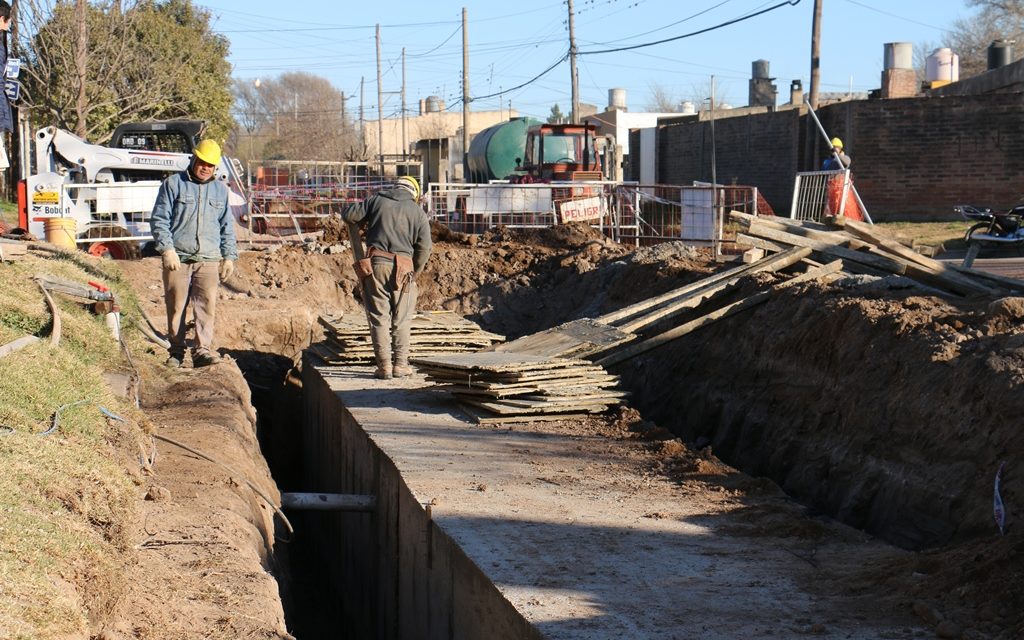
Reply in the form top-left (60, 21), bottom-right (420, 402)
top-left (955, 204), bottom-right (1024, 244)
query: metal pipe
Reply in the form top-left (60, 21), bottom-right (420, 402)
top-left (280, 492), bottom-right (377, 512)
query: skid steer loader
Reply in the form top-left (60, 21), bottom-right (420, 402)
top-left (17, 121), bottom-right (246, 259)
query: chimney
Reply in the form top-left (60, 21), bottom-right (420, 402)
top-left (789, 79), bottom-right (803, 105)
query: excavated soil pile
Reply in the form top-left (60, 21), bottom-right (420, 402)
top-left (117, 224), bottom-right (1023, 638)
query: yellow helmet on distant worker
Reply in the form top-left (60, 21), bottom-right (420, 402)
top-left (830, 137), bottom-right (844, 149)
top-left (396, 175), bottom-right (421, 200)
top-left (193, 139), bottom-right (222, 165)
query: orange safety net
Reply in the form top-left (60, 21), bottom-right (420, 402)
top-left (826, 174), bottom-right (863, 221)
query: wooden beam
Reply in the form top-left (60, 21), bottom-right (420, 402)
top-left (735, 233), bottom-right (787, 253)
top-left (747, 221), bottom-right (907, 274)
top-left (598, 291), bottom-right (771, 367)
top-left (776, 259), bottom-right (843, 288)
top-left (947, 263), bottom-right (1024, 293)
top-left (614, 247), bottom-right (811, 333)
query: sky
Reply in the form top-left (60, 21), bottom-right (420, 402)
top-left (201, 0), bottom-right (976, 121)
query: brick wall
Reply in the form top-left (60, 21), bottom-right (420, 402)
top-left (818, 94), bottom-right (1024, 219)
top-left (654, 93), bottom-right (1024, 220)
top-left (657, 109), bottom-right (801, 214)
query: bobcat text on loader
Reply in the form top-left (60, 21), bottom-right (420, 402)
top-left (18, 121), bottom-right (245, 259)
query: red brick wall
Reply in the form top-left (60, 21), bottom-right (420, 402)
top-left (818, 94), bottom-right (1024, 219)
top-left (656, 93), bottom-right (1024, 220)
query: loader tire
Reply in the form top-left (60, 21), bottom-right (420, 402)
top-left (81, 225), bottom-right (141, 260)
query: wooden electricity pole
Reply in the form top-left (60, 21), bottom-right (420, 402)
top-left (809, 0), bottom-right (822, 109)
top-left (568, 0), bottom-right (579, 124)
top-left (462, 7), bottom-right (470, 181)
top-left (376, 24), bottom-right (384, 175)
top-left (401, 47), bottom-right (407, 161)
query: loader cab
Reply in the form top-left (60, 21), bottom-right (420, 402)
top-left (519, 123), bottom-right (600, 181)
top-left (109, 120), bottom-right (204, 154)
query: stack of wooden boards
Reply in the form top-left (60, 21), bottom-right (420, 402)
top-left (732, 212), bottom-right (1024, 297)
top-left (0, 239), bottom-right (27, 262)
top-left (311, 311), bottom-right (504, 364)
top-left (412, 352), bottom-right (626, 423)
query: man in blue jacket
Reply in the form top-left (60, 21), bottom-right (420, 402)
top-left (150, 139), bottom-right (238, 368)
top-left (342, 176), bottom-right (432, 379)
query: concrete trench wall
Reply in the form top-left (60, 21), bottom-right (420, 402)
top-left (300, 360), bottom-right (543, 640)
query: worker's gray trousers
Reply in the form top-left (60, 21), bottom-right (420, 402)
top-left (163, 261), bottom-right (219, 357)
top-left (365, 260), bottom-right (416, 368)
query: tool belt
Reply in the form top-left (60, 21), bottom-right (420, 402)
top-left (357, 246), bottom-right (414, 291)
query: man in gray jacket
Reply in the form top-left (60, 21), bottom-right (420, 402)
top-left (342, 176), bottom-right (432, 379)
top-left (150, 139), bottom-right (238, 368)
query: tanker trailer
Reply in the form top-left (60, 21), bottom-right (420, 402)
top-left (466, 117), bottom-right (541, 183)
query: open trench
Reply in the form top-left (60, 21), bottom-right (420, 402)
top-left (221, 240), bottom-right (1022, 638)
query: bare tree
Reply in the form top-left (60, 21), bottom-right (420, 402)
top-left (252, 72), bottom-right (357, 162)
top-left (645, 82), bottom-right (678, 112)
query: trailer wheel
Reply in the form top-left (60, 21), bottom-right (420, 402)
top-left (81, 225), bottom-right (141, 260)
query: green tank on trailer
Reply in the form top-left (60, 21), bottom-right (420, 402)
top-left (466, 117), bottom-right (541, 183)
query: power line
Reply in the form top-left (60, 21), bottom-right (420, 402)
top-left (578, 0), bottom-right (802, 56)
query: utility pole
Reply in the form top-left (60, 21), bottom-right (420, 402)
top-left (568, 0), bottom-right (579, 124)
top-left (462, 7), bottom-right (470, 181)
top-left (340, 91), bottom-right (346, 125)
top-left (401, 47), bottom-right (407, 161)
top-left (376, 24), bottom-right (385, 175)
top-left (809, 0), bottom-right (822, 109)
top-left (359, 76), bottom-right (365, 151)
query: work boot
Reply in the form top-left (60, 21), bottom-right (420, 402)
top-left (165, 354), bottom-right (183, 368)
top-left (374, 363), bottom-right (393, 380)
top-left (392, 356), bottom-right (413, 378)
top-left (192, 350), bottom-right (223, 367)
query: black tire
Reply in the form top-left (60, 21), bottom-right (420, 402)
top-left (964, 222), bottom-right (991, 244)
top-left (80, 225), bottom-right (142, 260)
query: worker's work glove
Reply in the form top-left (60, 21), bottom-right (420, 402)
top-left (161, 250), bottom-right (181, 272)
top-left (219, 259), bottom-right (235, 281)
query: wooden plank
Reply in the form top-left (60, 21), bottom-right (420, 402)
top-left (411, 352), bottom-right (590, 373)
top-left (491, 318), bottom-right (634, 358)
top-left (747, 222), bottom-right (907, 274)
top-left (615, 246), bottom-right (811, 334)
top-left (458, 403), bottom-right (593, 425)
top-left (457, 396), bottom-right (610, 415)
top-left (598, 291), bottom-right (771, 367)
top-left (776, 260), bottom-right (843, 288)
top-left (735, 233), bottom-right (787, 253)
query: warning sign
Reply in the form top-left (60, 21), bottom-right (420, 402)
top-left (33, 191), bottom-right (59, 204)
top-left (559, 196), bottom-right (605, 223)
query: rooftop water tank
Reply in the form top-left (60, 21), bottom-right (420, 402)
top-left (883, 42), bottom-right (913, 70)
top-left (425, 95), bottom-right (443, 112)
top-left (678, 100), bottom-right (696, 115)
top-left (988, 40), bottom-right (1014, 70)
top-left (925, 48), bottom-right (959, 83)
top-left (752, 59), bottom-right (770, 79)
top-left (608, 88), bottom-right (627, 111)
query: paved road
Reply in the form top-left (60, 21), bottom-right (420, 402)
top-left (937, 248), bottom-right (1024, 281)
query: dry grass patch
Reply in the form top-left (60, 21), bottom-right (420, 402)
top-left (0, 252), bottom-right (164, 639)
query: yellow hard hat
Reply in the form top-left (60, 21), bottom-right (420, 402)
top-left (396, 175), bottom-right (421, 200)
top-left (193, 139), bottom-right (222, 165)
top-left (830, 137), bottom-right (844, 149)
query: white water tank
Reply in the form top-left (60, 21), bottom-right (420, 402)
top-left (608, 88), bottom-right (627, 111)
top-left (425, 95), bottom-right (443, 112)
top-left (926, 48), bottom-right (960, 83)
top-left (678, 100), bottom-right (696, 115)
top-left (884, 42), bottom-right (913, 70)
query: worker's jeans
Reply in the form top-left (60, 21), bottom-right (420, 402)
top-left (365, 260), bottom-right (416, 368)
top-left (163, 261), bottom-right (220, 357)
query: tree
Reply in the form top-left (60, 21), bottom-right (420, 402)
top-left (238, 72), bottom-right (358, 163)
top-left (645, 83), bottom-right (678, 112)
top-left (945, 0), bottom-right (1024, 77)
top-left (18, 0), bottom-right (233, 143)
top-left (547, 103), bottom-right (565, 124)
